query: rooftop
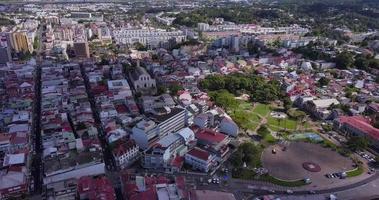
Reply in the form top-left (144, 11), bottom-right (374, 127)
top-left (190, 190), bottom-right (236, 200)
top-left (339, 116), bottom-right (379, 140)
top-left (195, 129), bottom-right (227, 143)
top-left (187, 148), bottom-right (210, 161)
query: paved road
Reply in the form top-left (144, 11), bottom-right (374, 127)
top-left (181, 166), bottom-right (379, 200)
top-left (30, 23), bottom-right (45, 194)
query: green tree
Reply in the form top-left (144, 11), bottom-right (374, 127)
top-left (257, 125), bottom-right (270, 138)
top-left (335, 51), bottom-right (354, 69)
top-left (354, 56), bottom-right (370, 71)
top-left (208, 90), bottom-right (238, 110)
top-left (157, 85), bottom-right (167, 95)
top-left (369, 59), bottom-right (379, 70)
top-left (169, 85), bottom-right (184, 96)
top-left (134, 42), bottom-right (147, 51)
top-left (347, 136), bottom-right (369, 151)
top-left (317, 77), bottom-right (330, 87)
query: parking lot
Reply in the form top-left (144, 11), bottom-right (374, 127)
top-left (262, 142), bottom-right (356, 187)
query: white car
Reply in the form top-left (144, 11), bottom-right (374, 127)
top-left (286, 190), bottom-right (294, 194)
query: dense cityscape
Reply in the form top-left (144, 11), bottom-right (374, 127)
top-left (0, 0), bottom-right (379, 199)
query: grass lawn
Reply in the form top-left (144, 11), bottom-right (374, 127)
top-left (267, 115), bottom-right (297, 131)
top-left (229, 101), bottom-right (263, 131)
top-left (258, 175), bottom-right (309, 187)
top-left (347, 166), bottom-right (364, 177)
top-left (232, 169), bottom-right (308, 187)
top-left (253, 103), bottom-right (271, 116)
top-left (263, 133), bottom-right (277, 144)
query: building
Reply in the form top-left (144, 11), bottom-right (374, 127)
top-left (142, 127), bottom-right (195, 170)
top-left (131, 119), bottom-right (160, 150)
top-left (0, 47), bottom-right (12, 64)
top-left (219, 117), bottom-right (239, 137)
top-left (10, 31), bottom-right (33, 53)
top-left (190, 190), bottom-right (236, 200)
top-left (230, 35), bottom-right (239, 52)
top-left (148, 107), bottom-right (187, 138)
top-left (198, 23), bottom-right (210, 32)
top-left (121, 174), bottom-right (188, 200)
top-left (334, 116), bottom-right (379, 148)
top-left (141, 94), bottom-right (175, 113)
top-left (113, 139), bottom-right (140, 169)
top-left (71, 12), bottom-right (92, 19)
top-left (301, 98), bottom-right (340, 119)
top-left (129, 66), bottom-right (156, 95)
top-left (185, 148), bottom-right (216, 173)
top-left (45, 178), bottom-right (78, 200)
top-left (77, 176), bottom-right (116, 200)
top-left (195, 129), bottom-right (231, 160)
top-left (113, 28), bottom-right (186, 49)
top-left (73, 42), bottom-right (90, 58)
top-left (193, 113), bottom-right (214, 129)
top-left (132, 107), bottom-right (187, 150)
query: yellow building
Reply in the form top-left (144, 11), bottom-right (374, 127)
top-left (10, 31), bottom-right (33, 53)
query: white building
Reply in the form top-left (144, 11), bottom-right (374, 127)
top-left (129, 66), bottom-right (156, 95)
top-left (131, 120), bottom-right (160, 150)
top-left (142, 127), bottom-right (195, 169)
top-left (113, 28), bottom-right (186, 48)
top-left (132, 107), bottom-right (187, 150)
top-left (113, 139), bottom-right (139, 169)
top-left (185, 148), bottom-right (216, 173)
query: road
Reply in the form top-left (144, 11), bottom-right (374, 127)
top-left (30, 23), bottom-right (45, 195)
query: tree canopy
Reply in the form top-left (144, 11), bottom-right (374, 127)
top-left (200, 73), bottom-right (282, 103)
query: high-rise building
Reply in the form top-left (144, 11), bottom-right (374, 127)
top-left (0, 47), bottom-right (12, 64)
top-left (10, 31), bottom-right (33, 53)
top-left (230, 35), bottom-right (239, 52)
top-left (73, 42), bottom-right (90, 58)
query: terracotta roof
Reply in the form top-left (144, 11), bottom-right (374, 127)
top-left (113, 139), bottom-right (137, 157)
top-left (187, 148), bottom-right (210, 161)
top-left (77, 176), bottom-right (116, 200)
top-left (195, 129), bottom-right (227, 143)
top-left (339, 116), bottom-right (379, 140)
top-left (129, 187), bottom-right (157, 200)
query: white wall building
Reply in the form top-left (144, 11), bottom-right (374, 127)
top-left (113, 28), bottom-right (186, 48)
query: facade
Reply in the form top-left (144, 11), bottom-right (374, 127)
top-left (113, 28), bottom-right (186, 48)
top-left (195, 129), bottom-right (231, 160)
top-left (73, 42), bottom-right (90, 58)
top-left (0, 47), bottom-right (12, 64)
top-left (148, 107), bottom-right (187, 139)
top-left (301, 98), bottom-right (340, 119)
top-left (185, 148), bottom-right (216, 173)
top-left (142, 127), bottom-right (195, 170)
top-left (130, 66), bottom-right (156, 95)
top-left (10, 31), bottom-right (33, 53)
top-left (131, 119), bottom-right (160, 150)
top-left (334, 116), bottom-right (379, 148)
top-left (132, 107), bottom-right (187, 150)
top-left (113, 139), bottom-right (140, 169)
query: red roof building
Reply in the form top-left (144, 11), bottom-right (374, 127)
top-left (77, 176), bottom-right (116, 200)
top-left (335, 116), bottom-right (379, 147)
